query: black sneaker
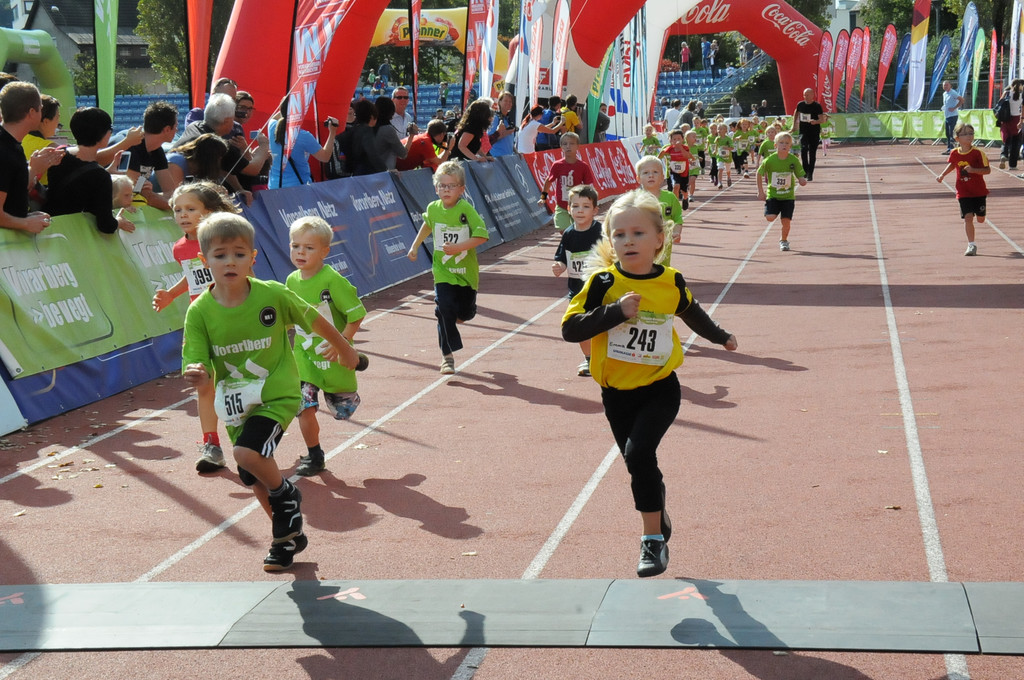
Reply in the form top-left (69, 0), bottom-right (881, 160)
top-left (295, 454), bottom-right (325, 477)
top-left (268, 480), bottom-right (303, 542)
top-left (637, 538), bottom-right (669, 578)
top-left (263, 533), bottom-right (308, 572)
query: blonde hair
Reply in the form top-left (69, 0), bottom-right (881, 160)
top-left (197, 212), bottom-right (255, 255)
top-left (434, 159), bottom-right (465, 186)
top-left (584, 190), bottom-right (670, 275)
top-left (774, 131), bottom-right (794, 145)
top-left (170, 180), bottom-right (240, 214)
top-left (289, 215), bottom-right (332, 246)
top-left (635, 155), bottom-right (665, 177)
top-left (110, 174), bottom-right (133, 198)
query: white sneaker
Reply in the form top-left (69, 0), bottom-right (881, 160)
top-left (964, 243), bottom-right (977, 256)
top-left (779, 240), bottom-right (790, 251)
top-left (440, 356), bottom-right (455, 374)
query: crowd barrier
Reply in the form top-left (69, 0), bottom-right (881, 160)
top-left (830, 110), bottom-right (1000, 143)
top-left (2, 148), bottom-right (640, 433)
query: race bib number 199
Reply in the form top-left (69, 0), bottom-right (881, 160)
top-left (184, 258), bottom-right (213, 297)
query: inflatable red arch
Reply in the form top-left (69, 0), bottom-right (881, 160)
top-left (571, 0), bottom-right (823, 115)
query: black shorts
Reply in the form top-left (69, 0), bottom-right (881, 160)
top-left (958, 196), bottom-right (986, 219)
top-left (669, 171), bottom-right (687, 187)
top-left (764, 198), bottom-right (795, 220)
top-left (234, 414), bottom-right (285, 486)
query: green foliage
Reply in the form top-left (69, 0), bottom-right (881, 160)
top-left (71, 53), bottom-right (144, 96)
top-left (135, 0), bottom-right (234, 92)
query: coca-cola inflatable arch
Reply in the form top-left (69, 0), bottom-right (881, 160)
top-left (569, 0), bottom-right (823, 116)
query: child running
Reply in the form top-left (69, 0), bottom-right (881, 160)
top-left (635, 155), bottom-right (683, 266)
top-left (936, 122), bottom-right (989, 256)
top-left (182, 213), bottom-right (360, 571)
top-left (552, 184), bottom-right (603, 377)
top-left (561, 189), bottom-right (737, 577)
top-left (407, 159), bottom-right (489, 374)
top-left (153, 181), bottom-right (241, 473)
top-left (286, 216), bottom-right (370, 476)
top-left (658, 129), bottom-right (693, 209)
top-left (756, 131), bottom-right (807, 252)
top-left (539, 132), bottom-right (597, 231)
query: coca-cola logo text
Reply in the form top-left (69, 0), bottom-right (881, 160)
top-left (680, 0), bottom-right (730, 25)
top-left (762, 4), bottom-right (814, 47)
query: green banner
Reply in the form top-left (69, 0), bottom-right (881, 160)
top-left (0, 206), bottom-right (186, 378)
top-left (94, 0), bottom-right (119, 115)
top-left (830, 110), bottom-right (1000, 142)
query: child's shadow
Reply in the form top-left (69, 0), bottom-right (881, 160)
top-left (322, 471), bottom-right (483, 540)
top-left (449, 371), bottom-right (603, 414)
top-left (671, 580), bottom-right (874, 680)
top-left (289, 579), bottom-right (485, 680)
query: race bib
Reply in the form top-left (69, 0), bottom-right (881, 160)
top-left (771, 172), bottom-right (794, 191)
top-left (183, 258), bottom-right (213, 297)
top-left (214, 377), bottom-right (266, 427)
top-left (800, 112), bottom-right (812, 122)
top-left (670, 161), bottom-right (685, 174)
top-left (434, 222), bottom-right (471, 264)
top-left (607, 311), bottom-right (674, 365)
top-left (567, 250), bottom-right (589, 279)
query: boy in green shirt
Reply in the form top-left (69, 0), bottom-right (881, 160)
top-left (407, 159), bottom-right (490, 374)
top-left (756, 131), bottom-right (807, 252)
top-left (286, 216), bottom-right (369, 477)
top-left (182, 213), bottom-right (359, 571)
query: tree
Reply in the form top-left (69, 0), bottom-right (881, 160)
top-left (135, 0), bottom-right (234, 92)
top-left (71, 53), bottom-right (144, 96)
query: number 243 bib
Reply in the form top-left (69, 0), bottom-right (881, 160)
top-left (607, 311), bottom-right (674, 365)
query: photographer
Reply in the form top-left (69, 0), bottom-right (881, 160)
top-left (487, 91), bottom-right (517, 157)
top-left (267, 97), bottom-right (339, 188)
top-left (396, 119), bottom-right (455, 172)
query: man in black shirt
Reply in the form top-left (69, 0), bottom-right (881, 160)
top-left (791, 88), bottom-right (827, 181)
top-left (45, 107), bottom-right (134, 234)
top-left (126, 101), bottom-right (179, 209)
top-left (0, 82), bottom-right (63, 233)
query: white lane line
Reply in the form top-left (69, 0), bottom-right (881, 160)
top-left (866, 156), bottom-right (970, 680)
top-left (915, 157), bottom-right (1024, 256)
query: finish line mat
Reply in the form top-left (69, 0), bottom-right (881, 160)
top-left (1, 579), bottom-right (1020, 653)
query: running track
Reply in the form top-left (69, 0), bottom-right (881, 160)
top-left (2, 143), bottom-right (1023, 679)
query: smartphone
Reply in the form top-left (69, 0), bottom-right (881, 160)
top-left (133, 175), bottom-right (146, 193)
top-left (250, 130), bottom-right (258, 140)
top-left (116, 151), bottom-right (131, 173)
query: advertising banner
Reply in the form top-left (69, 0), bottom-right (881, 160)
top-left (893, 33), bottom-right (912, 103)
top-left (908, 0), bottom-right (930, 111)
top-left (927, 35), bottom-right (953, 106)
top-left (958, 3), bottom-right (979, 97)
top-left (846, 28), bottom-right (863, 110)
top-left (859, 27), bottom-right (870, 100)
top-left (877, 25), bottom-right (899, 109)
top-left (498, 155), bottom-right (552, 228)
top-left (817, 32), bottom-right (833, 114)
top-left (0, 207), bottom-right (186, 379)
top-left (832, 30), bottom-right (849, 113)
top-left (972, 29), bottom-right (986, 107)
top-left (468, 161), bottom-right (540, 241)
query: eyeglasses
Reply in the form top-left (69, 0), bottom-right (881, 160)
top-left (394, 95), bottom-right (409, 100)
top-left (436, 183), bottom-right (461, 190)
top-left (235, 107), bottom-right (253, 115)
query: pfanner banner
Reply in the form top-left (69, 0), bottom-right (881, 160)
top-left (877, 24), bottom-right (899, 109)
top-left (0, 207), bottom-right (186, 379)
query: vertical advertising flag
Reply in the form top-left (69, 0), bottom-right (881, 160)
top-left (817, 31), bottom-right (833, 114)
top-left (971, 29), bottom-right (985, 107)
top-left (989, 28), bottom-right (997, 106)
top-left (186, 0), bottom-right (215, 110)
top-left (893, 33), bottom-right (912, 102)
top-left (859, 27), bottom-right (870, 100)
top-left (927, 35), bottom-right (952, 105)
top-left (877, 24), bottom-right (899, 109)
top-left (410, 0), bottom-right (421, 117)
top-left (550, 0), bottom-right (570, 98)
top-left (846, 28), bottom-right (863, 110)
top-left (479, 0), bottom-right (500, 98)
top-left (908, 0), bottom-right (930, 111)
top-left (587, 44), bottom-right (613, 139)
top-left (832, 29), bottom-right (849, 112)
top-left (958, 2), bottom-right (979, 96)
top-left (463, 0), bottom-right (488, 108)
top-left (94, 0), bottom-right (119, 115)
top-left (1013, 0), bottom-right (1022, 82)
top-left (529, 15), bottom-right (544, 108)
top-left (286, 1), bottom-right (350, 156)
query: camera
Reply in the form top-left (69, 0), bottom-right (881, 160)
top-left (323, 117), bottom-right (339, 128)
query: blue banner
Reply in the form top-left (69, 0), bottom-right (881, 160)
top-left (958, 3), bottom-right (980, 96)
top-left (893, 33), bottom-right (913, 103)
top-left (249, 174), bottom-right (430, 294)
top-left (928, 35), bottom-right (953, 106)
top-left (469, 161), bottom-right (541, 242)
top-left (497, 155), bottom-right (552, 229)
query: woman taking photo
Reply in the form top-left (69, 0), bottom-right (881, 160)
top-left (268, 97), bottom-right (340, 187)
